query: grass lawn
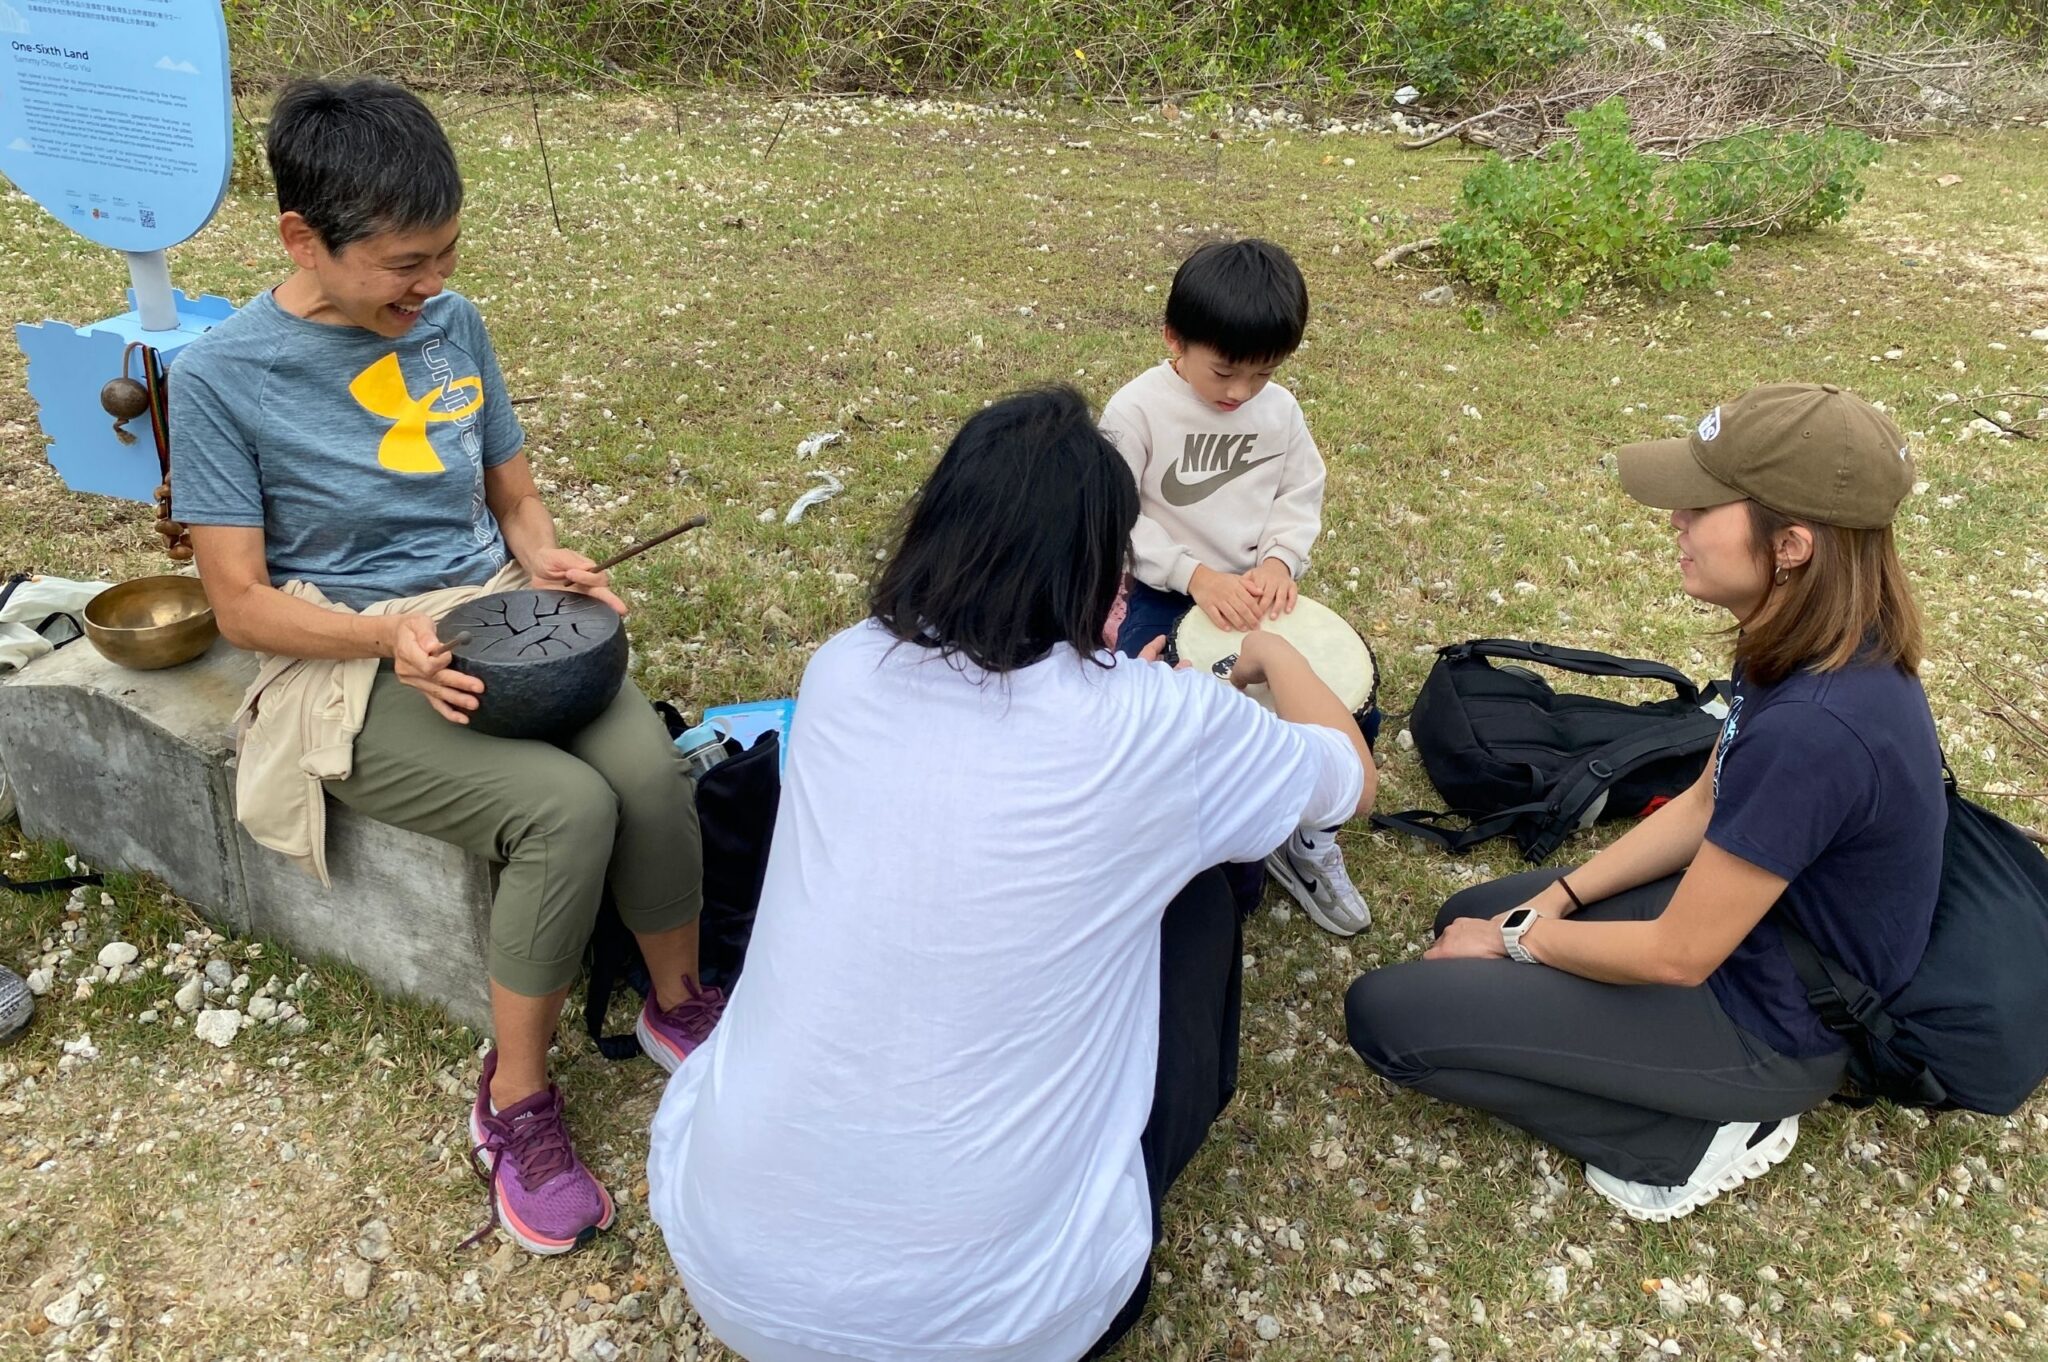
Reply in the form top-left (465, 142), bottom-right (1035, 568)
top-left (3, 93), bottom-right (2046, 1361)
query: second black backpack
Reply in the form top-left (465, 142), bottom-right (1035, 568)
top-left (1372, 639), bottom-right (1724, 863)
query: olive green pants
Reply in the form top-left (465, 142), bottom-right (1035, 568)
top-left (329, 666), bottom-right (703, 997)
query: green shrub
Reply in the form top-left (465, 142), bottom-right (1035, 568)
top-left (230, 112), bottom-right (271, 198)
top-left (1666, 124), bottom-right (1882, 241)
top-left (221, 0), bottom-right (1598, 98)
top-left (1435, 98), bottom-right (1879, 324)
top-left (1384, 0), bottom-right (1586, 100)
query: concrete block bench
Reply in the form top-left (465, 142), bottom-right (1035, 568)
top-left (0, 637), bottom-right (497, 1032)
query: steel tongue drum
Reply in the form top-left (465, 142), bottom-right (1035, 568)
top-left (437, 590), bottom-right (629, 740)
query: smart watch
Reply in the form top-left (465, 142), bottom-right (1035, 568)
top-left (1500, 907), bottom-right (1540, 964)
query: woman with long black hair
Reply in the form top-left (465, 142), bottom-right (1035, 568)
top-left (648, 386), bottom-right (1373, 1360)
top-left (1346, 383), bottom-right (1942, 1222)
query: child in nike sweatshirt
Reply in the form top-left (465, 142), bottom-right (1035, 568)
top-left (1101, 238), bottom-right (1325, 656)
top-left (1100, 238), bottom-right (1374, 937)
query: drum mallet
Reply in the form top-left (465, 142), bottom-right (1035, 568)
top-left (592, 513), bottom-right (709, 573)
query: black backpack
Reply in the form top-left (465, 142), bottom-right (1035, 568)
top-left (1777, 771), bottom-right (2048, 1115)
top-left (583, 724), bottom-right (782, 1060)
top-left (1372, 639), bottom-right (1723, 863)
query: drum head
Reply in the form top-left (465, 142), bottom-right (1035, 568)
top-left (1169, 595), bottom-right (1377, 714)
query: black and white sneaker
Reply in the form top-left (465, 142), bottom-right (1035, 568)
top-left (1585, 1117), bottom-right (1799, 1222)
top-left (1, 965), bottom-right (32, 1045)
top-left (1263, 828), bottom-right (1372, 937)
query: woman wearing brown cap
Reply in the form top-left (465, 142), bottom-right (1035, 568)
top-left (1345, 383), bottom-right (1943, 1221)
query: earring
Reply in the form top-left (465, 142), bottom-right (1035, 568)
top-left (1773, 565), bottom-right (1791, 586)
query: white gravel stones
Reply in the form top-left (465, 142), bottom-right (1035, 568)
top-left (174, 977), bottom-right (205, 1013)
top-left (42, 1287), bottom-right (84, 1327)
top-left (247, 995), bottom-right (279, 1022)
top-left (26, 967), bottom-right (53, 996)
top-left (204, 960), bottom-right (234, 988)
top-left (1255, 1314), bottom-right (1282, 1341)
top-left (96, 942), bottom-right (138, 969)
top-left (568, 1324), bottom-right (620, 1361)
top-left (194, 1009), bottom-right (242, 1048)
top-left (1655, 1284), bottom-right (1688, 1318)
top-left (339, 1257), bottom-right (374, 1300)
top-left (356, 1220), bottom-right (393, 1263)
top-left (1541, 1265), bottom-right (1570, 1301)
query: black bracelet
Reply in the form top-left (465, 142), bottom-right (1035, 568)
top-left (1557, 876), bottom-right (1586, 912)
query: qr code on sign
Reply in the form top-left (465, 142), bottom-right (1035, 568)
top-left (139, 208), bottom-right (156, 228)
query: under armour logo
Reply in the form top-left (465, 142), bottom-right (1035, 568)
top-left (348, 352), bottom-right (485, 473)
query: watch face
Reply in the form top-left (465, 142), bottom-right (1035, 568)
top-left (1503, 908), bottom-right (1534, 931)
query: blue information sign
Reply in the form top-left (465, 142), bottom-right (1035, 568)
top-left (0, 0), bottom-right (232, 252)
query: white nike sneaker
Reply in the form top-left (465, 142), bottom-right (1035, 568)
top-left (1584, 1117), bottom-right (1798, 1223)
top-left (1263, 827), bottom-right (1371, 937)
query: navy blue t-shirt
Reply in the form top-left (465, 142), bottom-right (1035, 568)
top-left (1704, 658), bottom-right (1944, 1057)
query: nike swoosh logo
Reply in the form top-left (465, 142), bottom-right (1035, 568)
top-left (1159, 451), bottom-right (1283, 507)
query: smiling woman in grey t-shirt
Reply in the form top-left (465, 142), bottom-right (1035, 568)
top-left (171, 78), bottom-right (721, 1260)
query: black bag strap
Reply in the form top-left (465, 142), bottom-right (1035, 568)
top-left (1774, 913), bottom-right (1949, 1109)
top-left (1370, 801), bottom-right (1550, 854)
top-left (0, 867), bottom-right (104, 895)
top-left (583, 889), bottom-right (651, 1061)
top-left (0, 574), bottom-right (89, 651)
top-left (1377, 715), bottom-right (1717, 861)
top-left (1518, 715), bottom-right (1720, 862)
top-left (652, 699), bottom-right (689, 741)
top-left (1444, 639), bottom-right (1703, 705)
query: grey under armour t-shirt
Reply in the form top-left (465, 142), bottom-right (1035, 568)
top-left (170, 289), bottom-right (522, 609)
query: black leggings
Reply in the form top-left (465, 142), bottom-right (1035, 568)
top-left (1344, 867), bottom-right (1846, 1185)
top-left (1084, 866), bottom-right (1242, 1359)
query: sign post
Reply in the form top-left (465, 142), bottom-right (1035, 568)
top-left (3, 0), bottom-right (237, 501)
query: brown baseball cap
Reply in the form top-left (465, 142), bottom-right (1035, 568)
top-left (1617, 383), bottom-right (1913, 529)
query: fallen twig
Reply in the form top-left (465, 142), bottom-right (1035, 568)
top-left (1374, 237), bottom-right (1442, 271)
top-left (1970, 408), bottom-right (2036, 440)
top-left (762, 105), bottom-right (795, 159)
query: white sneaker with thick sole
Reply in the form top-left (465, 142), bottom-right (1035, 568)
top-left (1263, 828), bottom-right (1371, 937)
top-left (1584, 1116), bottom-right (1798, 1223)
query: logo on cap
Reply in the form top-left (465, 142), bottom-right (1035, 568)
top-left (1697, 407), bottom-right (1722, 442)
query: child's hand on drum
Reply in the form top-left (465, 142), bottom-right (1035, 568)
top-left (1190, 564), bottom-right (1263, 632)
top-left (1243, 558), bottom-right (1298, 620)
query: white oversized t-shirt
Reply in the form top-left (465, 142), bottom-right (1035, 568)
top-left (648, 621), bottom-right (1362, 1362)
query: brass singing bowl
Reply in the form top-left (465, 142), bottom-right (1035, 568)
top-left (83, 575), bottom-right (218, 670)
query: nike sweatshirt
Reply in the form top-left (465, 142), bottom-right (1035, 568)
top-left (1099, 360), bottom-right (1325, 593)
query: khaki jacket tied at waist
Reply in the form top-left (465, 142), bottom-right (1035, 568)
top-left (232, 563), bottom-right (531, 886)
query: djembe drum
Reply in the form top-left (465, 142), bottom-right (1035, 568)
top-left (1168, 594), bottom-right (1382, 748)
